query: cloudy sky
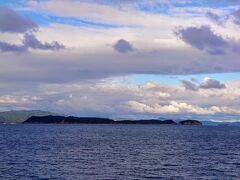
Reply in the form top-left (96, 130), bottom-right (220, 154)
top-left (1, 0), bottom-right (240, 121)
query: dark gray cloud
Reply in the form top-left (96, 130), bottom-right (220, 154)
top-left (181, 80), bottom-right (198, 91)
top-left (175, 26), bottom-right (229, 55)
top-left (0, 41), bottom-right (26, 53)
top-left (23, 34), bottom-right (65, 50)
top-left (0, 6), bottom-right (65, 52)
top-left (0, 34), bottom-right (65, 53)
top-left (0, 6), bottom-right (38, 33)
top-left (199, 78), bottom-right (226, 89)
top-left (182, 78), bottom-right (226, 91)
top-left (113, 39), bottom-right (134, 53)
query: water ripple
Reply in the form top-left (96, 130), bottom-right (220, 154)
top-left (0, 124), bottom-right (240, 179)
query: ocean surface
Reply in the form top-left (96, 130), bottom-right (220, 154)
top-left (0, 124), bottom-right (240, 180)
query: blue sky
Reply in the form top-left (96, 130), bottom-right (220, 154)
top-left (130, 72), bottom-right (240, 85)
top-left (0, 0), bottom-right (240, 120)
top-left (0, 0), bottom-right (235, 27)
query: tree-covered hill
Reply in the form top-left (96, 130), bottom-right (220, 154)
top-left (0, 110), bottom-right (59, 123)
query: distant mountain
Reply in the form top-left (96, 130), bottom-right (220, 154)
top-left (0, 110), bottom-right (59, 124)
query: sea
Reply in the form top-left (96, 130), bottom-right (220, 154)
top-left (0, 124), bottom-right (239, 179)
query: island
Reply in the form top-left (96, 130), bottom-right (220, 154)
top-left (179, 120), bottom-right (202, 125)
top-left (23, 116), bottom-right (177, 125)
top-left (22, 115), bottom-right (205, 125)
top-left (0, 110), bottom-right (59, 124)
top-left (24, 116), bottom-right (114, 124)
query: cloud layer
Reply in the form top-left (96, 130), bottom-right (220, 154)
top-left (0, 0), bottom-right (240, 119)
top-left (0, 6), bottom-right (37, 33)
top-left (0, 41), bottom-right (26, 53)
top-left (0, 78), bottom-right (239, 121)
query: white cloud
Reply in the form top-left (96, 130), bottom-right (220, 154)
top-left (1, 79), bottom-right (240, 120)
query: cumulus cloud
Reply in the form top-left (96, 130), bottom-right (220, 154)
top-left (0, 6), bottom-right (38, 33)
top-left (113, 39), bottom-right (134, 53)
top-left (199, 78), bottom-right (226, 89)
top-left (175, 25), bottom-right (229, 55)
top-left (182, 78), bottom-right (226, 91)
top-left (125, 100), bottom-right (232, 115)
top-left (0, 80), bottom-right (239, 120)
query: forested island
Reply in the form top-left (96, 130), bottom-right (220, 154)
top-left (23, 115), bottom-right (202, 125)
top-left (0, 110), bottom-right (206, 125)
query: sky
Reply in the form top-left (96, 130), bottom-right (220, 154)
top-left (0, 0), bottom-right (240, 122)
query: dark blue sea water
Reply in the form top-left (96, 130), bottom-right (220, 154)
top-left (0, 124), bottom-right (240, 179)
